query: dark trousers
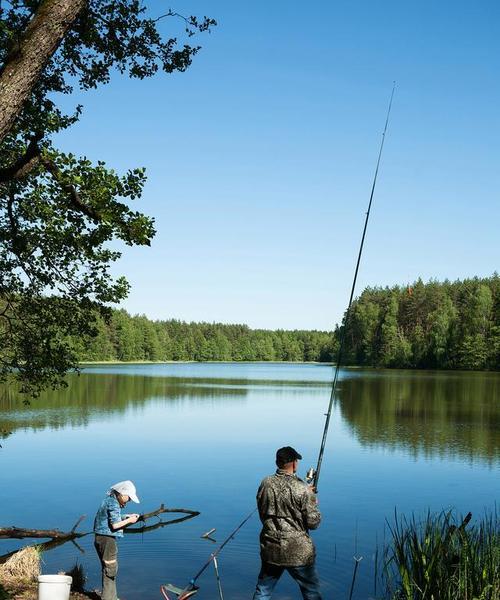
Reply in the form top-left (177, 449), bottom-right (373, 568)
top-left (253, 561), bottom-right (322, 600)
top-left (94, 534), bottom-right (118, 600)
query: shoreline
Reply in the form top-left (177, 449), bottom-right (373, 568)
top-left (77, 361), bottom-right (497, 373)
top-left (78, 359), bottom-right (333, 365)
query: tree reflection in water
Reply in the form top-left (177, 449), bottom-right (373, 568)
top-left (337, 370), bottom-right (499, 464)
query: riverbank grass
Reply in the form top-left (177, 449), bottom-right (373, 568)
top-left (0, 547), bottom-right (40, 586)
top-left (0, 547), bottom-right (40, 599)
top-left (0, 550), bottom-right (95, 599)
top-left (384, 509), bottom-right (499, 600)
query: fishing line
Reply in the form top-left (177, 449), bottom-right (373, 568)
top-left (309, 82), bottom-right (396, 491)
top-left (161, 83), bottom-right (396, 599)
top-left (160, 507), bottom-right (257, 599)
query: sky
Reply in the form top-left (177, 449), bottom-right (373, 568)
top-left (55, 0), bottom-right (500, 330)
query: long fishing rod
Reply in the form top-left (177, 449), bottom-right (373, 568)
top-left (308, 83), bottom-right (396, 492)
top-left (160, 507), bottom-right (257, 600)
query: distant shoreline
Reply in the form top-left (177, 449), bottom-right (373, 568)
top-left (76, 362), bottom-right (496, 373)
top-left (79, 360), bottom-right (334, 365)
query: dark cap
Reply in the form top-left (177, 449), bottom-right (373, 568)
top-left (276, 446), bottom-right (302, 467)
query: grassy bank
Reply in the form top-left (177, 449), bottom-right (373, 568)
top-left (0, 548), bottom-right (96, 600)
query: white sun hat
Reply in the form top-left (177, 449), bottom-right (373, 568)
top-left (111, 480), bottom-right (140, 503)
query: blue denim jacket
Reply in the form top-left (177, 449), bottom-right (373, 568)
top-left (93, 493), bottom-right (124, 537)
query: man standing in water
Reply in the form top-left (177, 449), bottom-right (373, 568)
top-left (252, 446), bottom-right (322, 600)
top-left (94, 480), bottom-right (141, 600)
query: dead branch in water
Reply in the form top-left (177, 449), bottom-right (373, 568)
top-left (138, 504), bottom-right (200, 521)
top-left (0, 505), bottom-right (199, 563)
top-left (0, 515), bottom-right (87, 540)
top-left (126, 512), bottom-right (199, 534)
top-left (126, 504), bottom-right (200, 534)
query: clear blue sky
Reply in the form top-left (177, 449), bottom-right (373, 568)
top-left (55, 0), bottom-right (500, 330)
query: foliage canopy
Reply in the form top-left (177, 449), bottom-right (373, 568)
top-left (342, 275), bottom-right (499, 370)
top-left (0, 1), bottom-right (215, 392)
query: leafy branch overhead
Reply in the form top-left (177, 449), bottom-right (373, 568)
top-left (0, 1), bottom-right (216, 393)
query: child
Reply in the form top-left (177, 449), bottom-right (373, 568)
top-left (94, 480), bottom-right (141, 600)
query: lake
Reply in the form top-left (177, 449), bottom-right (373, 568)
top-left (1, 363), bottom-right (499, 599)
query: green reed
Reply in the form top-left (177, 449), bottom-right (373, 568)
top-left (382, 509), bottom-right (499, 600)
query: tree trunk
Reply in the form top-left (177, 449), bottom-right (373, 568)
top-left (0, 0), bottom-right (86, 143)
top-left (0, 515), bottom-right (86, 540)
top-left (0, 526), bottom-right (82, 540)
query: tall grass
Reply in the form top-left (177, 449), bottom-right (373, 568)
top-left (383, 509), bottom-right (499, 600)
top-left (0, 546), bottom-right (40, 584)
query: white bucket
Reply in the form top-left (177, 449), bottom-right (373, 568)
top-left (38, 574), bottom-right (72, 600)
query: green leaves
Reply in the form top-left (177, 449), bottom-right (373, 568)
top-left (341, 276), bottom-right (499, 370)
top-left (0, 2), bottom-right (215, 393)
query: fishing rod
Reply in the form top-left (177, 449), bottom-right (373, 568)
top-left (160, 507), bottom-right (257, 600)
top-left (307, 82), bottom-right (396, 491)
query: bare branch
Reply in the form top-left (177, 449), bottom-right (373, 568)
top-left (125, 512), bottom-right (198, 534)
top-left (139, 504), bottom-right (200, 521)
top-left (0, 505), bottom-right (199, 563)
top-left (71, 514), bottom-right (87, 533)
top-left (153, 9), bottom-right (190, 24)
top-left (0, 514), bottom-right (86, 539)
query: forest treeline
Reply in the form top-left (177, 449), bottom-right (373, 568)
top-left (342, 275), bottom-right (499, 370)
top-left (71, 275), bottom-right (499, 370)
top-left (71, 313), bottom-right (336, 363)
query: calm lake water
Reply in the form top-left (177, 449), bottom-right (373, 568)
top-left (1, 363), bottom-right (499, 599)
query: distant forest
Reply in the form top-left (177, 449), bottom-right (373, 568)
top-left (72, 313), bottom-right (336, 363)
top-left (72, 275), bottom-right (499, 370)
top-left (342, 275), bottom-right (498, 370)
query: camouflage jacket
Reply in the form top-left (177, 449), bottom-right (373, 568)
top-left (256, 469), bottom-right (321, 566)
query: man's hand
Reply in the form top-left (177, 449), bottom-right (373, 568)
top-left (127, 513), bottom-right (140, 524)
top-left (307, 485), bottom-right (319, 503)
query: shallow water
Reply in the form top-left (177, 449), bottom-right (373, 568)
top-left (1, 363), bottom-right (498, 599)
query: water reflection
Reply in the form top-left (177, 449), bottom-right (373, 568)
top-left (1, 367), bottom-right (499, 465)
top-left (0, 373), bottom-right (249, 434)
top-left (338, 370), bottom-right (500, 463)
top-left (0, 364), bottom-right (498, 600)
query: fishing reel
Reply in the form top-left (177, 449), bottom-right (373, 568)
top-left (305, 467), bottom-right (316, 485)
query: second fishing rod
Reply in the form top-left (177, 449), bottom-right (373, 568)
top-left (160, 507), bottom-right (257, 600)
top-left (306, 83), bottom-right (396, 491)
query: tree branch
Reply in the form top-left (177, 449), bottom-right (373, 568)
top-left (126, 512), bottom-right (199, 534)
top-left (0, 515), bottom-right (86, 540)
top-left (0, 0), bottom-right (87, 143)
top-left (153, 9), bottom-right (191, 25)
top-left (138, 504), bottom-right (200, 521)
top-left (0, 505), bottom-right (199, 541)
top-left (0, 136), bottom-right (42, 182)
top-left (40, 155), bottom-right (101, 222)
